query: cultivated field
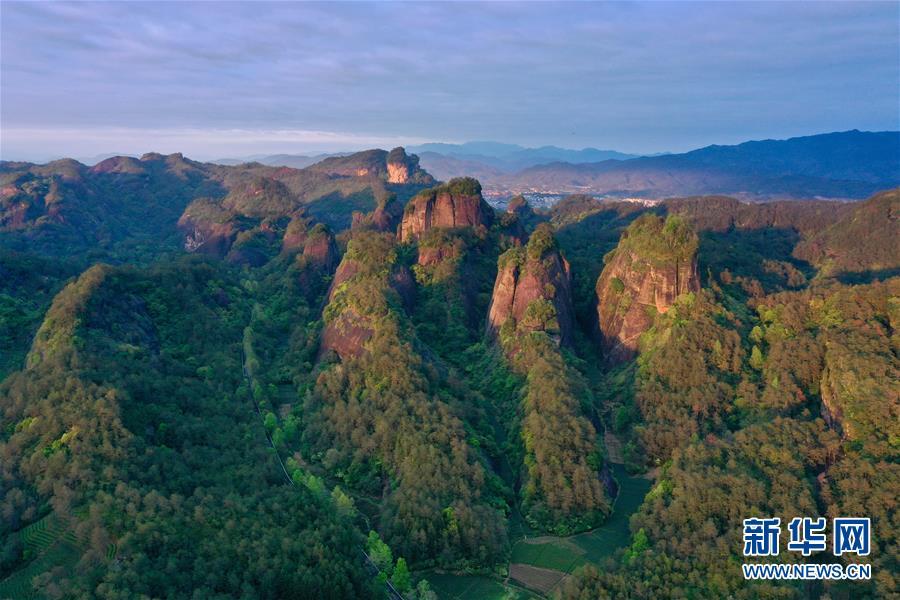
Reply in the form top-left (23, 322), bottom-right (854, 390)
top-left (505, 464), bottom-right (653, 595)
top-left (0, 513), bottom-right (83, 600)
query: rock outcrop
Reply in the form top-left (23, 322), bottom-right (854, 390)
top-left (398, 178), bottom-right (495, 242)
top-left (497, 195), bottom-right (536, 244)
top-left (281, 212), bottom-right (313, 251)
top-left (179, 177), bottom-right (307, 265)
top-left (486, 223), bottom-right (575, 348)
top-left (595, 213), bottom-right (700, 363)
top-left (308, 147), bottom-right (433, 185)
top-left (385, 147), bottom-right (414, 184)
top-left (506, 195), bottom-right (530, 217)
top-left (319, 232), bottom-right (412, 360)
top-left (300, 224), bottom-right (339, 271)
top-left (177, 199), bottom-right (239, 257)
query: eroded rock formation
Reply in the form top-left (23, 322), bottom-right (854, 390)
top-left (301, 224), bottom-right (339, 270)
top-left (486, 223), bottom-right (575, 348)
top-left (595, 213), bottom-right (700, 362)
top-left (319, 232), bottom-right (412, 360)
top-left (398, 178), bottom-right (494, 242)
top-left (308, 147), bottom-right (433, 185)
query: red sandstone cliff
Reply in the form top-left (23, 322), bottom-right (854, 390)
top-left (594, 214), bottom-right (700, 363)
top-left (319, 232), bottom-right (413, 360)
top-left (486, 224), bottom-right (575, 348)
top-left (398, 178), bottom-right (494, 243)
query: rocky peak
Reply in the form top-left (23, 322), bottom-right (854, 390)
top-left (281, 212), bottom-right (313, 251)
top-left (319, 232), bottom-right (412, 360)
top-left (386, 147), bottom-right (414, 184)
top-left (506, 195), bottom-right (531, 217)
top-left (486, 223), bottom-right (575, 348)
top-left (595, 213), bottom-right (700, 363)
top-left (308, 148), bottom-right (434, 185)
top-left (301, 223), bottom-right (339, 270)
top-left (398, 177), bottom-right (495, 242)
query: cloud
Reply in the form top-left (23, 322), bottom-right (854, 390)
top-left (1, 1), bottom-right (897, 157)
top-left (0, 126), bottom-right (431, 162)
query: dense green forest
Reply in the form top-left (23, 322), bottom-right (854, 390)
top-left (1, 153), bottom-right (897, 599)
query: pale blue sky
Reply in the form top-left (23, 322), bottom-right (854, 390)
top-left (1, 1), bottom-right (898, 161)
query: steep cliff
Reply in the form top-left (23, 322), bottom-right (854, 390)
top-left (281, 212), bottom-right (313, 251)
top-left (506, 195), bottom-right (531, 218)
top-left (300, 223), bottom-right (338, 270)
top-left (307, 147), bottom-right (433, 185)
top-left (398, 178), bottom-right (495, 242)
top-left (319, 232), bottom-right (412, 360)
top-left (177, 198), bottom-right (240, 257)
top-left (595, 213), bottom-right (700, 362)
top-left (178, 177), bottom-right (310, 265)
top-left (486, 224), bottom-right (610, 533)
top-left (486, 223), bottom-right (575, 348)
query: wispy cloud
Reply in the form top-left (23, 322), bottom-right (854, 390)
top-left (1, 1), bottom-right (897, 159)
top-left (0, 126), bottom-right (432, 162)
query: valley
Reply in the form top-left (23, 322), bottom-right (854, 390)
top-left (1, 143), bottom-right (898, 599)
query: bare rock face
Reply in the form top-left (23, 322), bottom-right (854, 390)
top-left (319, 232), bottom-right (411, 360)
top-left (308, 147), bottom-right (434, 185)
top-left (595, 214), bottom-right (700, 363)
top-left (398, 178), bottom-right (494, 242)
top-left (281, 213), bottom-right (311, 251)
top-left (506, 195), bottom-right (531, 217)
top-left (177, 205), bottom-right (238, 257)
top-left (386, 146), bottom-right (421, 183)
top-left (486, 223), bottom-right (575, 348)
top-left (301, 224), bottom-right (339, 271)
top-left (417, 243), bottom-right (459, 267)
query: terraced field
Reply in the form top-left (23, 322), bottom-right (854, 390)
top-left (0, 513), bottom-right (83, 600)
top-left (425, 573), bottom-right (538, 600)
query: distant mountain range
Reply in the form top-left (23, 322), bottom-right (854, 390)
top-left (204, 131), bottom-right (898, 200)
top-left (209, 142), bottom-right (643, 177)
top-left (408, 141), bottom-right (642, 170)
top-left (211, 153), bottom-right (346, 169)
top-left (481, 130), bottom-right (900, 200)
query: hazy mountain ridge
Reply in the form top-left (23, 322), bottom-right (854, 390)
top-left (423, 131), bottom-right (900, 200)
top-left (0, 148), bottom-right (433, 258)
top-left (134, 130), bottom-right (900, 202)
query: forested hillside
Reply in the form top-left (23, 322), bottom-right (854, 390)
top-left (1, 151), bottom-right (897, 598)
top-left (0, 260), bottom-right (376, 598)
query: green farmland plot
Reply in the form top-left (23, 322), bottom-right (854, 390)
top-left (510, 539), bottom-right (586, 573)
top-left (510, 464), bottom-right (653, 575)
top-left (425, 573), bottom-right (539, 600)
top-left (570, 464), bottom-right (652, 563)
top-left (0, 513), bottom-right (83, 600)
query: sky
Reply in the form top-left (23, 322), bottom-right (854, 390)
top-left (1, 1), bottom-right (898, 162)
